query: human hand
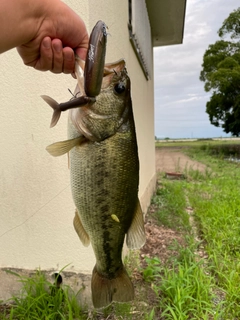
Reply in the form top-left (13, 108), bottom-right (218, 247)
top-left (16, 0), bottom-right (89, 74)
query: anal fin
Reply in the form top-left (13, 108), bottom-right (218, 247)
top-left (73, 210), bottom-right (90, 247)
top-left (126, 199), bottom-right (146, 249)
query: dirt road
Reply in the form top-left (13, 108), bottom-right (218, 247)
top-left (155, 147), bottom-right (206, 173)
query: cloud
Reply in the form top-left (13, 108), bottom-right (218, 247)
top-left (154, 0), bottom-right (239, 138)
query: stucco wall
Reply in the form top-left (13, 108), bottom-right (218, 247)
top-left (0, 0), bottom-right (155, 273)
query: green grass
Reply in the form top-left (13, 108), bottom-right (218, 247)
top-left (0, 270), bottom-right (87, 320)
top-left (155, 258), bottom-right (216, 320)
top-left (184, 146), bottom-right (240, 318)
top-left (146, 174), bottom-right (220, 319)
top-left (151, 179), bottom-right (190, 231)
top-left (145, 141), bottom-right (240, 318)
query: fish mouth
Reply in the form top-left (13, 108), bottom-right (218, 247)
top-left (75, 58), bottom-right (127, 97)
top-left (101, 59), bottom-right (127, 89)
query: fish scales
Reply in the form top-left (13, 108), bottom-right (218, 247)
top-left (70, 132), bottom-right (138, 271)
top-left (68, 67), bottom-right (145, 307)
top-left (43, 21), bottom-right (145, 309)
top-left (68, 77), bottom-right (138, 262)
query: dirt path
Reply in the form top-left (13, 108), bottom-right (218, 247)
top-left (155, 147), bottom-right (206, 173)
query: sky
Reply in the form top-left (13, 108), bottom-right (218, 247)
top-left (154, 0), bottom-right (239, 139)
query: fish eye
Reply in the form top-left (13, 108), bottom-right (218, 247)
top-left (114, 82), bottom-right (125, 94)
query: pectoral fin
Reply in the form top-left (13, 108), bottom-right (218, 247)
top-left (73, 210), bottom-right (90, 247)
top-left (46, 136), bottom-right (85, 157)
top-left (126, 199), bottom-right (146, 249)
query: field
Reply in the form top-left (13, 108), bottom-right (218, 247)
top-left (1, 139), bottom-right (240, 319)
top-left (156, 137), bottom-right (240, 158)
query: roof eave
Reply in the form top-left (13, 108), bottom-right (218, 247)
top-left (146, 0), bottom-right (187, 47)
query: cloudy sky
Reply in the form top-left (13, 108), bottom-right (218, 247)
top-left (154, 0), bottom-right (239, 139)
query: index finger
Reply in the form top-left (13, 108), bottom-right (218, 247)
top-left (75, 46), bottom-right (88, 61)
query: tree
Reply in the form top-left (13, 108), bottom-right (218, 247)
top-left (200, 7), bottom-right (240, 136)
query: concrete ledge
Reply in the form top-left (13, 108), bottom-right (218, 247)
top-left (0, 267), bottom-right (92, 306)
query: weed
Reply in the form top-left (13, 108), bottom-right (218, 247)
top-left (141, 242), bottom-right (218, 319)
top-left (0, 270), bottom-right (87, 320)
top-left (145, 308), bottom-right (155, 320)
top-left (183, 164), bottom-right (213, 182)
top-left (142, 257), bottom-right (162, 282)
top-left (152, 180), bottom-right (190, 232)
top-left (184, 144), bottom-right (240, 318)
top-left (100, 302), bottom-right (132, 319)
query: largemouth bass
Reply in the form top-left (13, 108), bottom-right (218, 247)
top-left (43, 21), bottom-right (145, 308)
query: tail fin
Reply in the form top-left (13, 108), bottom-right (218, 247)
top-left (91, 265), bottom-right (134, 308)
top-left (41, 95), bottom-right (61, 128)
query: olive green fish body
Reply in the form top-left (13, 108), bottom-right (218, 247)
top-left (68, 67), bottom-right (138, 262)
top-left (69, 128), bottom-right (138, 273)
top-left (68, 64), bottom-right (145, 308)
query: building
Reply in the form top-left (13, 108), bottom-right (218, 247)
top-left (0, 0), bottom-right (186, 303)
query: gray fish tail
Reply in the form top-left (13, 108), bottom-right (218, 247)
top-left (91, 265), bottom-right (134, 308)
top-left (41, 95), bottom-right (61, 128)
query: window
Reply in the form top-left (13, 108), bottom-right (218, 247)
top-left (128, 0), bottom-right (152, 79)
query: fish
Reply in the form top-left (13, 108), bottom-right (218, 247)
top-left (43, 21), bottom-right (146, 309)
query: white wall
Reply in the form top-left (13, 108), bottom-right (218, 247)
top-left (0, 0), bottom-right (155, 273)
